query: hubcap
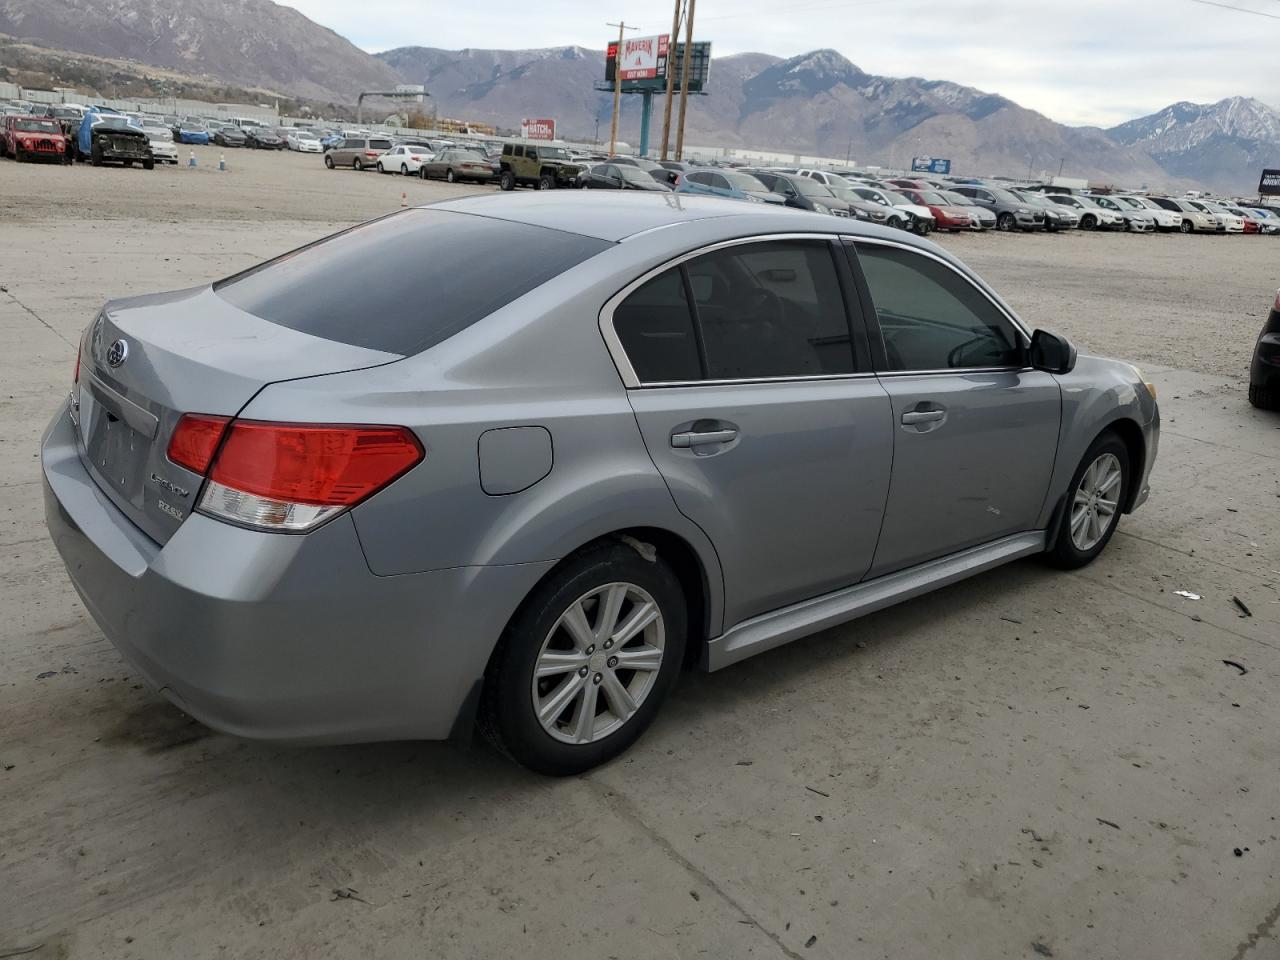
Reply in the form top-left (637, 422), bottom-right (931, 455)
top-left (1070, 453), bottom-right (1122, 552)
top-left (532, 582), bottom-right (665, 745)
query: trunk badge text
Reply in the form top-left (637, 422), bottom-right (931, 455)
top-left (106, 339), bottom-right (129, 367)
top-left (150, 473), bottom-right (190, 498)
top-left (157, 500), bottom-right (185, 521)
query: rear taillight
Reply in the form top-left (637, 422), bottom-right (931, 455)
top-left (194, 420), bottom-right (423, 532)
top-left (365, 150), bottom-right (379, 157)
top-left (167, 413), bottom-right (232, 474)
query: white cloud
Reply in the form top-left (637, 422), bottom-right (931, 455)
top-left (284, 0), bottom-right (1280, 126)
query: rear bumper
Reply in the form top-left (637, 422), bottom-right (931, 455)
top-left (42, 402), bottom-right (553, 744)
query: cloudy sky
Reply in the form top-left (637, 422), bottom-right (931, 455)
top-left (284, 0), bottom-right (1279, 127)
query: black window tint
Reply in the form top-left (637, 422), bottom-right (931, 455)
top-left (687, 171), bottom-right (708, 185)
top-left (710, 174), bottom-right (730, 190)
top-left (687, 240), bottom-right (855, 379)
top-left (854, 244), bottom-right (1023, 371)
top-left (370, 139), bottom-right (392, 150)
top-left (502, 144), bottom-right (512, 156)
top-left (613, 269), bottom-right (702, 383)
top-left (215, 209), bottom-right (611, 356)
top-left (513, 145), bottom-right (525, 158)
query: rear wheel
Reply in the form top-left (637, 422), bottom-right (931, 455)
top-left (499, 169), bottom-right (516, 191)
top-left (400, 163), bottom-right (408, 175)
top-left (446, 168), bottom-right (456, 183)
top-left (1045, 433), bottom-right (1129, 569)
top-left (1249, 383), bottom-right (1280, 411)
top-left (480, 542), bottom-right (687, 775)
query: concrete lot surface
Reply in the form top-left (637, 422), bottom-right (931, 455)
top-left (1, 150), bottom-right (1278, 959)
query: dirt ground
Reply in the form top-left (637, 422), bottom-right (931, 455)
top-left (2, 147), bottom-right (1279, 960)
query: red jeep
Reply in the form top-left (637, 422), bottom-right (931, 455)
top-left (3, 116), bottom-right (70, 164)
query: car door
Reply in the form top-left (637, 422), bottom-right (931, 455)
top-left (606, 236), bottom-right (894, 627)
top-left (848, 239), bottom-right (1061, 576)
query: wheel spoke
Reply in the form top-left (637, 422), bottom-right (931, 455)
top-left (600, 670), bottom-right (637, 722)
top-left (559, 602), bottom-right (595, 652)
top-left (570, 681), bottom-right (600, 743)
top-left (1096, 497), bottom-right (1118, 517)
top-left (594, 584), bottom-right (628, 642)
top-left (536, 650), bottom-right (587, 678)
top-left (1098, 468), bottom-right (1122, 497)
top-left (613, 643), bottom-right (663, 672)
top-left (1073, 487), bottom-right (1091, 506)
top-left (1089, 508), bottom-right (1102, 543)
top-left (611, 601), bottom-right (659, 647)
top-left (538, 673), bottom-right (586, 725)
top-left (1071, 506), bottom-right (1089, 534)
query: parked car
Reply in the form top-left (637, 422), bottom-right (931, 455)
top-left (677, 168), bottom-right (786, 206)
top-left (2, 116), bottom-right (68, 163)
top-left (1239, 206), bottom-right (1280, 234)
top-left (1250, 288), bottom-right (1280, 410)
top-left (245, 128), bottom-right (285, 150)
top-left (897, 188), bottom-right (974, 232)
top-left (1086, 195), bottom-right (1156, 232)
top-left (41, 193), bottom-right (1160, 775)
top-left (1148, 196), bottom-right (1219, 233)
top-left (324, 136), bottom-right (395, 171)
top-left (1112, 195), bottom-right (1183, 232)
top-left (847, 185), bottom-right (936, 233)
top-left (950, 185), bottom-right (1047, 232)
top-left (498, 143), bottom-right (583, 190)
top-left (138, 119), bottom-right (178, 164)
top-left (1010, 190), bottom-right (1080, 231)
top-left (286, 129), bottom-right (323, 153)
top-left (173, 121), bottom-right (210, 146)
top-left (76, 112), bottom-right (153, 169)
top-left (1042, 194), bottom-right (1124, 231)
top-left (212, 125), bottom-right (247, 148)
top-left (377, 144), bottom-right (433, 175)
top-left (421, 148), bottom-right (495, 183)
top-left (612, 156), bottom-right (678, 186)
top-left (657, 160), bottom-right (696, 181)
top-left (1197, 200), bottom-right (1245, 233)
top-left (577, 163), bottom-right (669, 190)
top-left (938, 189), bottom-right (997, 230)
top-left (819, 180), bottom-right (896, 224)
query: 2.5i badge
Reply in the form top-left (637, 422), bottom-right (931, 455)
top-left (157, 499), bottom-right (185, 521)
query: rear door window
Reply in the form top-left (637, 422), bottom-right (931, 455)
top-left (215, 210), bottom-right (611, 356)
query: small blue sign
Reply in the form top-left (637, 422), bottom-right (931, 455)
top-left (911, 157), bottom-right (952, 175)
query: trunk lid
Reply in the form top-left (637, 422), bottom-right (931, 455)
top-left (74, 286), bottom-right (401, 545)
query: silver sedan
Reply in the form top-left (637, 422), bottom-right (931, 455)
top-left (42, 193), bottom-right (1159, 774)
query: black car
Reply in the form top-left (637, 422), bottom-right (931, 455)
top-left (245, 128), bottom-right (285, 150)
top-left (612, 156), bottom-right (679, 185)
top-left (749, 170), bottom-right (854, 217)
top-left (1250, 288), bottom-right (1280, 411)
top-left (212, 125), bottom-right (247, 148)
top-left (576, 162), bottom-right (669, 191)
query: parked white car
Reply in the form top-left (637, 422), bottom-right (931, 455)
top-left (1198, 200), bottom-right (1245, 233)
top-left (138, 119), bottom-right (178, 164)
top-left (847, 185), bottom-right (937, 231)
top-left (377, 144), bottom-right (434, 175)
top-left (286, 129), bottom-right (323, 153)
top-left (1089, 195), bottom-right (1157, 232)
top-left (1113, 195), bottom-right (1183, 232)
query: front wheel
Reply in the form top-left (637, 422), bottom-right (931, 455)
top-left (997, 212), bottom-right (1015, 232)
top-left (1180, 220), bottom-right (1193, 234)
top-left (1045, 433), bottom-right (1130, 569)
top-left (480, 541), bottom-right (687, 775)
top-left (376, 162), bottom-right (384, 173)
top-left (1081, 215), bottom-right (1097, 230)
top-left (887, 216), bottom-right (904, 230)
top-left (1249, 383), bottom-right (1280, 411)
top-left (420, 166), bottom-right (429, 180)
top-left (915, 219), bottom-right (932, 236)
top-left (353, 158), bottom-right (363, 171)
top-left (446, 168), bottom-right (456, 183)
top-left (538, 173), bottom-right (556, 191)
top-left (142, 160), bottom-right (154, 170)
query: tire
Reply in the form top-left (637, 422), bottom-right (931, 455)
top-left (91, 142), bottom-right (103, 167)
top-left (446, 168), bottom-right (456, 183)
top-left (420, 166), bottom-right (429, 180)
top-left (997, 212), bottom-right (1015, 232)
top-left (915, 220), bottom-right (932, 236)
top-left (1045, 433), bottom-right (1130, 570)
top-left (353, 158), bottom-right (363, 171)
top-left (499, 169), bottom-right (516, 191)
top-left (1249, 383), bottom-right (1280, 411)
top-left (479, 541), bottom-right (687, 775)
top-left (400, 163), bottom-right (408, 175)
top-left (1081, 214), bottom-right (1097, 230)
top-left (1180, 220), bottom-right (1193, 235)
top-left (13, 149), bottom-right (23, 163)
top-left (887, 216), bottom-right (904, 230)
top-left (376, 162), bottom-right (384, 173)
top-left (324, 154), bottom-right (334, 169)
top-left (123, 159), bottom-right (133, 167)
top-left (142, 160), bottom-right (154, 171)
top-left (538, 173), bottom-right (556, 191)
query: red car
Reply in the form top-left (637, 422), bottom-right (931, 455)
top-left (887, 178), bottom-right (939, 191)
top-left (2, 115), bottom-right (69, 164)
top-left (900, 188), bottom-right (974, 232)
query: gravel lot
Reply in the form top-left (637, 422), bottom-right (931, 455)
top-left (2, 148), bottom-right (1279, 959)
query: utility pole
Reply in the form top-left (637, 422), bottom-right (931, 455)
top-left (674, 0), bottom-right (696, 160)
top-left (1057, 157), bottom-right (1065, 177)
top-left (607, 21), bottom-right (636, 158)
top-left (659, 0), bottom-right (684, 160)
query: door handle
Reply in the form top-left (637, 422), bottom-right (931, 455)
top-left (901, 410), bottom-right (945, 425)
top-left (671, 428), bottom-right (738, 448)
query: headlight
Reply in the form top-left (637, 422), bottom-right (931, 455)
top-left (1016, 208), bottom-right (1029, 214)
top-left (815, 204), bottom-right (832, 215)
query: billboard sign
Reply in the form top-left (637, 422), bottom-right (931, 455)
top-left (521, 118), bottom-right (556, 140)
top-left (911, 156), bottom-right (951, 175)
top-left (617, 34), bottom-right (669, 81)
top-left (1260, 168), bottom-right (1280, 196)
top-left (604, 40), bottom-right (711, 93)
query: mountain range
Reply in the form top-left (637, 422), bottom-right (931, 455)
top-left (1, 0), bottom-right (1276, 192)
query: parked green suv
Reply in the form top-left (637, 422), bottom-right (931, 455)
top-left (498, 143), bottom-right (583, 191)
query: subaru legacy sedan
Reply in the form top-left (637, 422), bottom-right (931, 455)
top-left (42, 193), bottom-right (1159, 775)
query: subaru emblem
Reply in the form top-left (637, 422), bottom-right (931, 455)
top-left (106, 339), bottom-right (129, 368)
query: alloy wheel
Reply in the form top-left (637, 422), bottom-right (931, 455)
top-left (1070, 452), bottom-right (1122, 552)
top-left (531, 582), bottom-right (665, 745)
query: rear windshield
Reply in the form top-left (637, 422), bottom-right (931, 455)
top-left (214, 209), bottom-right (612, 355)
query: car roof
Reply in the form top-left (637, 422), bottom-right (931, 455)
top-left (427, 191), bottom-right (943, 246)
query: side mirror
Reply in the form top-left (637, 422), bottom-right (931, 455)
top-left (1030, 329), bottom-right (1077, 374)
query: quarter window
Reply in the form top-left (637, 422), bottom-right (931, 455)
top-left (612, 239), bottom-right (857, 383)
top-left (854, 244), bottom-right (1023, 371)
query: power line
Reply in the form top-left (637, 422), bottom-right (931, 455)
top-left (1188, 0), bottom-right (1280, 19)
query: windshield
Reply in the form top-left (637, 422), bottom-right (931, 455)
top-left (786, 176), bottom-right (830, 197)
top-left (180, 123), bottom-right (204, 131)
top-left (1113, 196), bottom-right (1144, 209)
top-left (914, 190), bottom-right (948, 205)
top-left (987, 187), bottom-right (1025, 204)
top-left (536, 146), bottom-right (569, 160)
top-left (15, 120), bottom-right (59, 132)
top-left (724, 171), bottom-right (770, 192)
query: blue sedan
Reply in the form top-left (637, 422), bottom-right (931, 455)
top-left (173, 123), bottom-right (210, 145)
